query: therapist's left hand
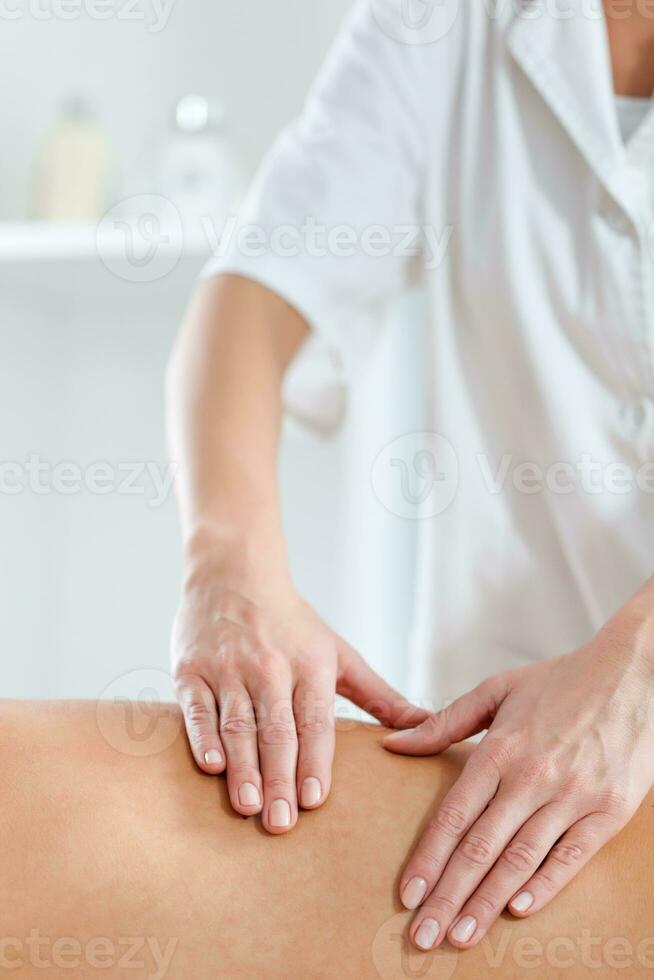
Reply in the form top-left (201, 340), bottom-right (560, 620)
top-left (384, 600), bottom-right (654, 952)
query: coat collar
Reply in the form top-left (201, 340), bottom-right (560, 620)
top-left (506, 0), bottom-right (651, 208)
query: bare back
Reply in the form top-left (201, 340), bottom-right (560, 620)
top-left (1, 700), bottom-right (653, 979)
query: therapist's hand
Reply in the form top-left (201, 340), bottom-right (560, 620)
top-left (172, 560), bottom-right (427, 834)
top-left (384, 601), bottom-right (654, 951)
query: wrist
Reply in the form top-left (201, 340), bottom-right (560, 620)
top-left (182, 521), bottom-right (293, 598)
top-left (599, 581), bottom-right (654, 684)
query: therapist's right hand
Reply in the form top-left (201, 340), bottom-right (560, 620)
top-left (171, 561), bottom-right (427, 834)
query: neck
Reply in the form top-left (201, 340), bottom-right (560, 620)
top-left (604, 0), bottom-right (654, 96)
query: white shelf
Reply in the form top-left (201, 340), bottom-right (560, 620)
top-left (0, 221), bottom-right (209, 263)
top-left (0, 222), bottom-right (114, 262)
top-left (0, 221), bottom-right (213, 310)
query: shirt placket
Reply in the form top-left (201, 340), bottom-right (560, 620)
top-left (609, 110), bottom-right (654, 451)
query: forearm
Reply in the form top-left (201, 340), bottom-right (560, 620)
top-left (594, 575), bottom-right (654, 688)
top-left (166, 272), bottom-right (411, 801)
top-left (166, 273), bottom-right (309, 591)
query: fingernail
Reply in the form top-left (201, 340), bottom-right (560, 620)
top-left (238, 782), bottom-right (260, 807)
top-left (269, 798), bottom-right (291, 828)
top-left (204, 749), bottom-right (222, 766)
top-left (383, 728), bottom-right (417, 744)
top-left (511, 890), bottom-right (534, 913)
top-left (401, 876), bottom-right (428, 910)
top-left (300, 777), bottom-right (322, 807)
top-left (414, 918), bottom-right (439, 950)
top-left (450, 916), bottom-right (477, 944)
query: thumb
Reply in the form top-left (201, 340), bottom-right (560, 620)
top-left (336, 639), bottom-right (431, 729)
top-left (383, 673), bottom-right (510, 755)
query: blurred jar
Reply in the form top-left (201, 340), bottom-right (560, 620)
top-left (33, 97), bottom-right (109, 223)
top-left (155, 95), bottom-right (246, 235)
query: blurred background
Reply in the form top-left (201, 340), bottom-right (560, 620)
top-left (0, 0), bottom-right (425, 702)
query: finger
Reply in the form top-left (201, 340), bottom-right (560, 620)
top-left (294, 672), bottom-right (336, 810)
top-left (399, 751), bottom-right (501, 916)
top-left (383, 675), bottom-right (511, 756)
top-left (176, 674), bottom-right (225, 774)
top-left (508, 812), bottom-right (619, 919)
top-left (218, 684), bottom-right (263, 816)
top-left (409, 790), bottom-right (536, 950)
top-left (251, 677), bottom-right (299, 835)
top-left (446, 803), bottom-right (572, 948)
top-left (337, 639), bottom-right (431, 729)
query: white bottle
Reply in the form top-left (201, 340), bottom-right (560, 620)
top-left (156, 95), bottom-right (246, 236)
top-left (33, 97), bottom-right (109, 223)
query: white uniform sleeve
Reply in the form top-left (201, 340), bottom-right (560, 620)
top-left (203, 0), bottom-right (442, 430)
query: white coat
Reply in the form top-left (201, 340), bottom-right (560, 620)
top-left (206, 0), bottom-right (654, 706)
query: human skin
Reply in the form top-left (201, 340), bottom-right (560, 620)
top-left (604, 0), bottom-right (654, 96)
top-left (1, 700), bottom-right (654, 980)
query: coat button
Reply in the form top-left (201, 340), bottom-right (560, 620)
top-left (619, 396), bottom-right (654, 434)
top-left (603, 205), bottom-right (632, 236)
